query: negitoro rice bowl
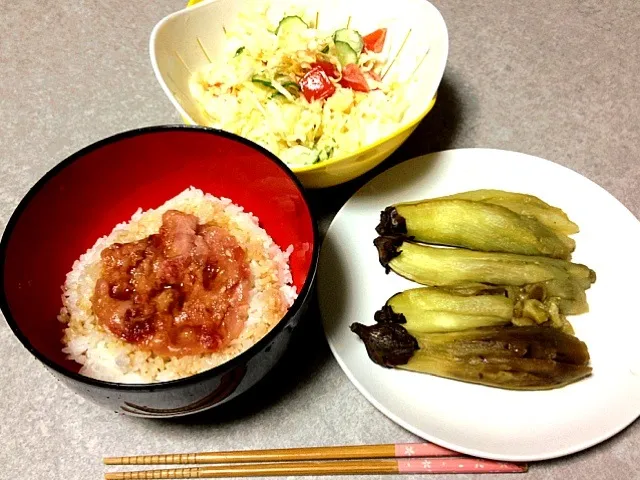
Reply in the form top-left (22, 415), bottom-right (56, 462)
top-left (59, 187), bottom-right (297, 384)
top-left (0, 126), bottom-right (318, 416)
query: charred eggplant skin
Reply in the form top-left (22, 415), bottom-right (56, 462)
top-left (375, 206), bottom-right (407, 236)
top-left (373, 235), bottom-right (403, 273)
top-left (350, 322), bottom-right (418, 367)
top-left (374, 304), bottom-right (407, 324)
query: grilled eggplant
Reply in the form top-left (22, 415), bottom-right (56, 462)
top-left (377, 286), bottom-right (574, 334)
top-left (351, 322), bottom-right (592, 390)
top-left (376, 288), bottom-right (514, 333)
top-left (374, 236), bottom-right (595, 314)
top-left (376, 199), bottom-right (574, 259)
top-left (436, 189), bottom-right (579, 235)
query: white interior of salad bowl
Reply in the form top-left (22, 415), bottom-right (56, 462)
top-left (150, 0), bottom-right (448, 138)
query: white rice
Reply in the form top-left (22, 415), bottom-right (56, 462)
top-left (58, 187), bottom-right (297, 383)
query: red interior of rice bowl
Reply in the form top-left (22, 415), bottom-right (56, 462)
top-left (1, 128), bottom-right (316, 375)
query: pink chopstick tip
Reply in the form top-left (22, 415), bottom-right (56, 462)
top-left (395, 442), bottom-right (459, 458)
top-left (397, 457), bottom-right (527, 474)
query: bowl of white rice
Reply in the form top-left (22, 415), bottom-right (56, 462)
top-left (0, 125), bottom-right (319, 418)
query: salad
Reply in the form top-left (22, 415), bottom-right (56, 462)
top-left (189, 5), bottom-right (412, 167)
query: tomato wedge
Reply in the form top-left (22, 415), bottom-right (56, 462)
top-left (299, 66), bottom-right (336, 102)
top-left (311, 60), bottom-right (339, 79)
top-left (339, 64), bottom-right (370, 92)
top-left (362, 28), bottom-right (387, 53)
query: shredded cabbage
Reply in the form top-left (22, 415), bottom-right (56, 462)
top-left (189, 5), bottom-right (411, 167)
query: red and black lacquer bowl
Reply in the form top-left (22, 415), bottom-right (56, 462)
top-left (0, 126), bottom-right (319, 418)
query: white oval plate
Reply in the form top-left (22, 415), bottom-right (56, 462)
top-left (318, 148), bottom-right (640, 462)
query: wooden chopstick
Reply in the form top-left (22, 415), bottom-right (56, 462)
top-left (104, 458), bottom-right (528, 479)
top-left (104, 443), bottom-right (458, 465)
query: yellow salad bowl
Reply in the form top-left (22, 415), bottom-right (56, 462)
top-left (151, 0), bottom-right (448, 188)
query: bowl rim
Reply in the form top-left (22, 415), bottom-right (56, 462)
top-left (149, 0), bottom-right (449, 173)
top-left (0, 124), bottom-right (320, 392)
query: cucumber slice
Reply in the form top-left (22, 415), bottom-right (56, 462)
top-left (270, 79), bottom-right (299, 100)
top-left (282, 81), bottom-right (300, 94)
top-left (335, 41), bottom-right (358, 67)
top-left (316, 146), bottom-right (334, 163)
top-left (333, 28), bottom-right (364, 55)
top-left (276, 16), bottom-right (308, 35)
top-left (274, 74), bottom-right (300, 96)
top-left (251, 75), bottom-right (273, 89)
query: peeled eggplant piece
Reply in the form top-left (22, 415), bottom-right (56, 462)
top-left (436, 189), bottom-right (580, 236)
top-left (412, 326), bottom-right (590, 364)
top-left (374, 237), bottom-right (595, 315)
top-left (374, 236), bottom-right (593, 289)
top-left (378, 286), bottom-right (575, 335)
top-left (350, 322), bottom-right (592, 390)
top-left (545, 278), bottom-right (589, 314)
top-left (376, 199), bottom-right (574, 259)
top-left (375, 236), bottom-right (564, 286)
top-left (423, 248), bottom-right (596, 287)
top-left (377, 288), bottom-right (514, 333)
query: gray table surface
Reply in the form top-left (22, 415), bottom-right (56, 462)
top-left (1, 1), bottom-right (639, 479)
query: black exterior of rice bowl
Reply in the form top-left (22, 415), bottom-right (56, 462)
top-left (50, 307), bottom-right (307, 417)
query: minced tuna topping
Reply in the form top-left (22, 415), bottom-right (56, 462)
top-left (92, 210), bottom-right (252, 357)
top-left (60, 187), bottom-right (297, 383)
